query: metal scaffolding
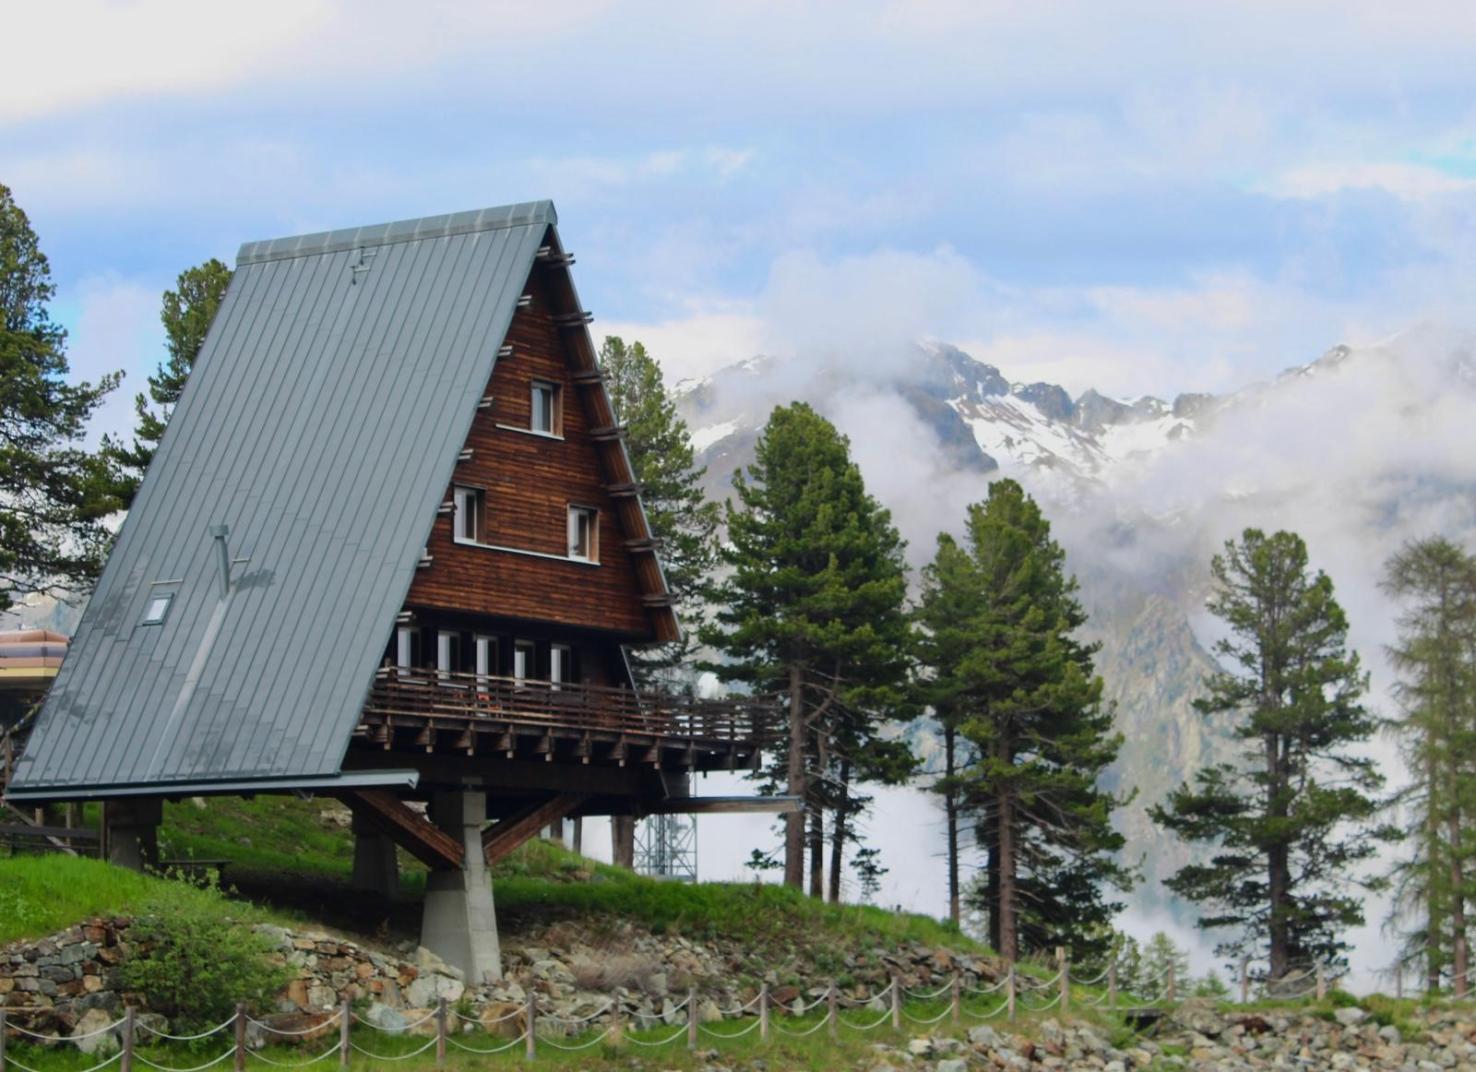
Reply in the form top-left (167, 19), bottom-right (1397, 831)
top-left (634, 812), bottom-right (697, 881)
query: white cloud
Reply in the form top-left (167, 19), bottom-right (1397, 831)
top-left (63, 274), bottom-right (167, 448)
top-left (598, 309), bottom-right (763, 385)
top-left (1260, 162), bottom-right (1476, 201)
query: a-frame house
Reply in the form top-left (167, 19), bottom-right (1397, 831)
top-left (5, 202), bottom-right (783, 981)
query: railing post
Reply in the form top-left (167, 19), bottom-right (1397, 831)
top-left (950, 973), bottom-right (961, 1025)
top-left (122, 1006), bottom-right (135, 1072)
top-left (1316, 962), bottom-right (1327, 1002)
top-left (827, 981), bottom-right (838, 1040)
top-left (1, 1009), bottom-right (8, 1072)
top-left (339, 998), bottom-right (350, 1069)
top-left (1166, 964), bottom-right (1177, 1005)
top-left (759, 984), bottom-right (770, 1044)
top-left (435, 997), bottom-right (446, 1067)
top-left (1239, 957), bottom-right (1249, 1004)
top-left (525, 992), bottom-right (536, 1061)
top-left (234, 1003), bottom-right (246, 1072)
top-left (890, 975), bottom-right (901, 1031)
top-left (610, 997), bottom-right (623, 1049)
top-left (1057, 947), bottom-right (1069, 1014)
top-left (1006, 964), bottom-right (1016, 1022)
top-left (1107, 958), bottom-right (1117, 1010)
top-left (1395, 962), bottom-right (1404, 1000)
top-left (687, 987), bottom-right (698, 1050)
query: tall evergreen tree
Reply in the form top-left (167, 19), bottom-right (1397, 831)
top-left (704, 402), bottom-right (913, 892)
top-left (917, 480), bottom-right (1128, 961)
top-left (598, 336), bottom-right (718, 684)
top-left (0, 183), bottom-right (120, 613)
top-left (1152, 528), bottom-right (1393, 978)
top-left (105, 258), bottom-right (232, 504)
top-left (1382, 537), bottom-right (1476, 995)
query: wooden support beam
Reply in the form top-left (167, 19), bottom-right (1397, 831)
top-left (482, 795), bottom-right (588, 866)
top-left (341, 790), bottom-right (464, 870)
top-left (604, 482), bottom-right (640, 498)
top-left (641, 593), bottom-right (676, 608)
top-left (623, 537), bottom-right (657, 552)
top-left (569, 368), bottom-right (603, 385)
top-left (588, 424), bottom-right (625, 442)
top-left (641, 795), bottom-right (804, 817)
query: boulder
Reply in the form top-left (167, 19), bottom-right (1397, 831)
top-left (1334, 1006), bottom-right (1368, 1027)
top-left (360, 1003), bottom-right (409, 1034)
top-left (71, 1008), bottom-right (120, 1056)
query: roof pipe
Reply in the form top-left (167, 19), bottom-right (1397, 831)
top-left (210, 524), bottom-right (231, 596)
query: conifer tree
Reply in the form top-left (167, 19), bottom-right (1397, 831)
top-left (1382, 537), bottom-right (1476, 995)
top-left (917, 480), bottom-right (1128, 960)
top-left (105, 258), bottom-right (232, 504)
top-left (599, 337), bottom-right (718, 683)
top-left (704, 402), bottom-right (912, 891)
top-left (0, 183), bottom-right (120, 612)
top-left (1152, 528), bottom-right (1393, 978)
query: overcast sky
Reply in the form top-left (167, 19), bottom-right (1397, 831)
top-left (7, 1), bottom-right (1476, 443)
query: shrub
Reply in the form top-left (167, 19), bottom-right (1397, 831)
top-left (118, 883), bottom-right (289, 1031)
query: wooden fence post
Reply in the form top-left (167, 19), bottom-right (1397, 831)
top-left (524, 992), bottom-right (536, 1061)
top-left (1395, 963), bottom-right (1404, 1000)
top-left (1316, 963), bottom-right (1327, 1002)
top-left (1107, 958), bottom-right (1118, 1010)
top-left (687, 987), bottom-right (699, 1050)
top-left (338, 998), bottom-right (350, 1069)
top-left (610, 997), bottom-right (623, 1049)
top-left (827, 982), bottom-right (838, 1040)
top-left (121, 1006), bottom-right (135, 1072)
top-left (1239, 958), bottom-right (1249, 1004)
top-left (435, 997), bottom-right (446, 1067)
top-left (1, 1008), bottom-right (8, 1072)
top-left (233, 1003), bottom-right (246, 1072)
top-left (1057, 947), bottom-right (1069, 1014)
top-left (759, 984), bottom-right (770, 1044)
top-left (951, 973), bottom-right (961, 1025)
top-left (1006, 964), bottom-right (1016, 1022)
top-left (890, 975), bottom-right (901, 1031)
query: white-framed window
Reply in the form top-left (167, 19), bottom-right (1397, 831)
top-left (396, 625), bottom-right (419, 670)
top-left (474, 635), bottom-right (494, 684)
top-left (567, 506), bottom-right (598, 562)
top-left (550, 643), bottom-right (571, 689)
top-left (141, 593), bottom-right (173, 626)
top-left (513, 640), bottom-right (535, 683)
top-left (530, 381), bottom-right (561, 435)
top-left (437, 631), bottom-right (460, 682)
top-left (453, 486), bottom-right (484, 544)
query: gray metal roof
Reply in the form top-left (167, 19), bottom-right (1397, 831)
top-left (8, 201), bottom-right (557, 799)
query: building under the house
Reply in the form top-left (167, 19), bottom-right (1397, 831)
top-left (4, 201), bottom-right (787, 982)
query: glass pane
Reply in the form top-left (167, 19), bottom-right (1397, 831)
top-left (532, 385), bottom-right (551, 432)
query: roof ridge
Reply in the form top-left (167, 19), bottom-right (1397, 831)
top-left (237, 200), bottom-right (556, 266)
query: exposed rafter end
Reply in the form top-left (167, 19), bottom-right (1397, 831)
top-left (588, 424), bottom-right (625, 442)
top-left (569, 368), bottom-right (604, 385)
top-left (641, 593), bottom-right (676, 608)
top-left (553, 311), bottom-right (593, 327)
top-left (624, 537), bottom-right (657, 552)
top-left (604, 481), bottom-right (640, 498)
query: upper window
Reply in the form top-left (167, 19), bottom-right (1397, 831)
top-left (530, 381), bottom-right (562, 436)
top-left (452, 486), bottom-right (483, 544)
top-left (141, 593), bottom-right (173, 626)
top-left (567, 506), bottom-right (599, 562)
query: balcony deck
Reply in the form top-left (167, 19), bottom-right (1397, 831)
top-left (354, 668), bottom-right (781, 772)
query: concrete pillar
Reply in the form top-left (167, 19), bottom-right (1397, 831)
top-left (420, 791), bottom-right (500, 983)
top-left (351, 813), bottom-right (399, 899)
top-left (105, 797), bottom-right (162, 872)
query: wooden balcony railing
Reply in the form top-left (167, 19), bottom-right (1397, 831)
top-left (362, 667), bottom-right (782, 750)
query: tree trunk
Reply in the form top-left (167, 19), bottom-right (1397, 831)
top-left (944, 726), bottom-right (960, 928)
top-left (1428, 742), bottom-right (1444, 992)
top-left (828, 759), bottom-right (851, 903)
top-left (1451, 811), bottom-right (1468, 997)
top-left (996, 733), bottom-right (1017, 962)
top-left (784, 664), bottom-right (806, 889)
top-left (808, 803), bottom-right (825, 899)
top-left (1266, 734), bottom-right (1290, 980)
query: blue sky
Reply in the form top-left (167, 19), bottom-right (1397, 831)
top-left (8, 1), bottom-right (1476, 443)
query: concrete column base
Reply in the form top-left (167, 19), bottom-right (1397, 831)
top-left (105, 797), bottom-right (161, 872)
top-left (419, 791), bottom-right (500, 983)
top-left (351, 814), bottom-right (400, 899)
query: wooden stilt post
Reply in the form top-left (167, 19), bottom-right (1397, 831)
top-left (435, 998), bottom-right (446, 1067)
top-left (951, 973), bottom-right (961, 1025)
top-left (338, 998), bottom-right (350, 1069)
top-left (890, 975), bottom-right (901, 1031)
top-left (1107, 958), bottom-right (1118, 1010)
top-left (827, 982), bottom-right (838, 1040)
top-left (525, 992), bottom-right (536, 1061)
top-left (1057, 947), bottom-right (1069, 1014)
top-left (687, 987), bottom-right (698, 1050)
top-left (1239, 958), bottom-right (1249, 1004)
top-left (1007, 964), bottom-right (1016, 1021)
top-left (122, 1006), bottom-right (135, 1072)
top-left (759, 984), bottom-right (770, 1044)
top-left (233, 1004), bottom-right (246, 1072)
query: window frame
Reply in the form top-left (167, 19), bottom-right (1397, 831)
top-left (529, 380), bottom-right (563, 437)
top-left (513, 639), bottom-right (536, 683)
top-left (141, 593), bottom-right (173, 626)
top-left (452, 486), bottom-right (484, 545)
top-left (566, 505), bottom-right (599, 563)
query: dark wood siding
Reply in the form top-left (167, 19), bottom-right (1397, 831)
top-left (406, 267), bottom-right (655, 640)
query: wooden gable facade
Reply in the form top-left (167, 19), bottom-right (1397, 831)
top-left (395, 243), bottom-right (677, 690)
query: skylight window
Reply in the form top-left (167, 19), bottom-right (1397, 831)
top-left (142, 594), bottom-right (173, 626)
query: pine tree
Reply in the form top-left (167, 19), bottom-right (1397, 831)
top-left (0, 183), bottom-right (121, 612)
top-left (599, 336), bottom-right (718, 685)
top-left (704, 402), bottom-right (913, 892)
top-left (1152, 528), bottom-right (1394, 979)
top-left (1382, 537), bottom-right (1476, 995)
top-left (104, 258), bottom-right (232, 504)
top-left (918, 480), bottom-right (1129, 961)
